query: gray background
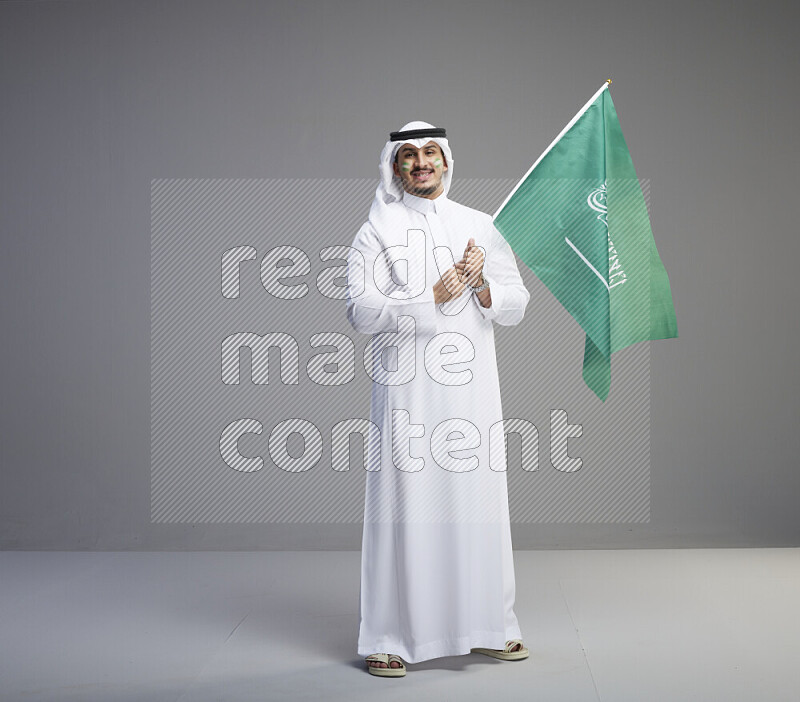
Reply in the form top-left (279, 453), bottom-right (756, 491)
top-left (2, 0), bottom-right (798, 550)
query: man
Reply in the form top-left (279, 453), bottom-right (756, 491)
top-left (345, 121), bottom-right (531, 676)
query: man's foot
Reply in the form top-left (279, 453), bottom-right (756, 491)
top-left (470, 639), bottom-right (529, 660)
top-left (367, 654), bottom-right (403, 669)
top-left (365, 652), bottom-right (406, 676)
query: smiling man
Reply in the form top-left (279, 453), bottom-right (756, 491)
top-left (345, 121), bottom-right (531, 676)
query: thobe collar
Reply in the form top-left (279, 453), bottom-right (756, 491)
top-left (402, 189), bottom-right (450, 216)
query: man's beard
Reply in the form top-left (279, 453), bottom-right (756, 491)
top-left (405, 173), bottom-right (442, 197)
top-left (409, 181), bottom-right (439, 196)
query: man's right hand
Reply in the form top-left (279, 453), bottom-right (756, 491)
top-left (433, 267), bottom-right (467, 304)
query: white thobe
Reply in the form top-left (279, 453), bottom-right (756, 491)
top-left (346, 189), bottom-right (531, 664)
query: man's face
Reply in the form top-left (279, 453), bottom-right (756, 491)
top-left (392, 141), bottom-right (448, 199)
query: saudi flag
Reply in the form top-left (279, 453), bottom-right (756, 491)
top-left (493, 81), bottom-right (678, 401)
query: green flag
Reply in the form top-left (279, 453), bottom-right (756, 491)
top-left (493, 82), bottom-right (678, 401)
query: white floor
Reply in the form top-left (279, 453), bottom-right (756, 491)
top-left (1, 548), bottom-right (798, 701)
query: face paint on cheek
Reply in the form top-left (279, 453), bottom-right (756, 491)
top-left (433, 158), bottom-right (443, 169)
top-left (401, 162), bottom-right (412, 171)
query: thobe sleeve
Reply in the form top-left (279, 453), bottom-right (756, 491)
top-left (473, 219), bottom-right (531, 326)
top-left (346, 223), bottom-right (439, 336)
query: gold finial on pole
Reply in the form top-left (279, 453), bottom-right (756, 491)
top-left (606, 78), bottom-right (612, 85)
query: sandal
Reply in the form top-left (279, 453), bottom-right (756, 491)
top-left (471, 638), bottom-right (529, 661)
top-left (365, 652), bottom-right (407, 677)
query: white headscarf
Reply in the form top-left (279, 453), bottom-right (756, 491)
top-left (367, 120), bottom-right (453, 237)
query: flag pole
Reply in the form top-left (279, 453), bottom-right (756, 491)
top-left (493, 80), bottom-right (613, 219)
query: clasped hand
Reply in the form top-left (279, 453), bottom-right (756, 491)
top-left (433, 237), bottom-right (485, 304)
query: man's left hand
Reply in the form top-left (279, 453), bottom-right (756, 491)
top-left (454, 237), bottom-right (485, 287)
